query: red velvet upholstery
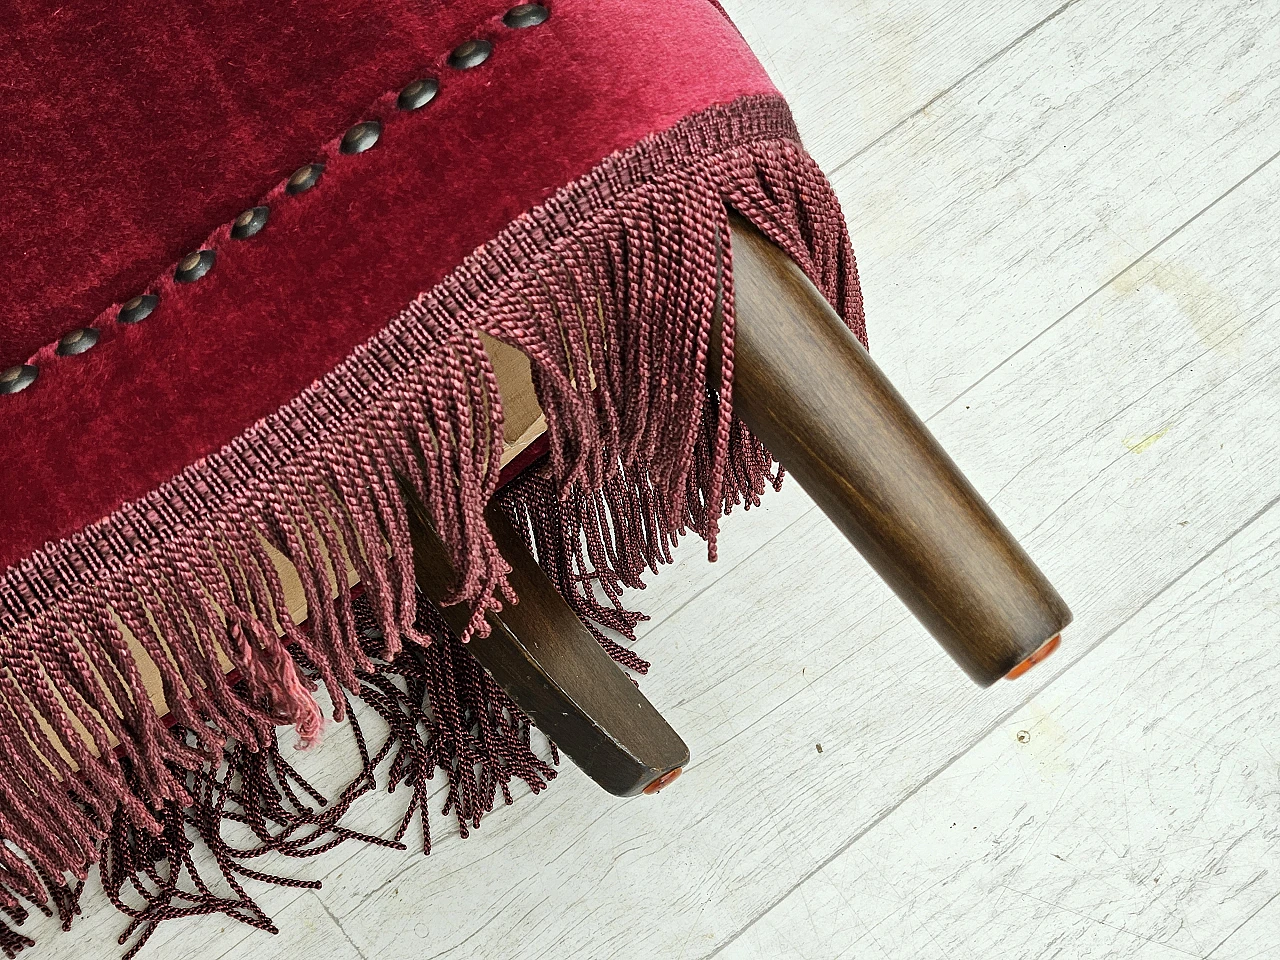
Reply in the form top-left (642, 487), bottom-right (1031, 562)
top-left (0, 0), bottom-right (772, 572)
top-left (0, 6), bottom-right (869, 946)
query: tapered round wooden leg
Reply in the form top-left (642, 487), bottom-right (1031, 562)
top-left (728, 216), bottom-right (1072, 686)
top-left (406, 492), bottom-right (689, 797)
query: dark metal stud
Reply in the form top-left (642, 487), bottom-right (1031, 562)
top-left (287, 162), bottom-right (325, 195)
top-left (504, 4), bottom-right (550, 28)
top-left (449, 39), bottom-right (492, 70)
top-left (340, 120), bottom-right (382, 155)
top-left (231, 206), bottom-right (270, 239)
top-left (397, 77), bottom-right (440, 111)
top-left (174, 249), bottom-right (216, 284)
top-left (118, 293), bottom-right (159, 324)
top-left (0, 365), bottom-right (38, 396)
top-left (56, 328), bottom-right (100, 356)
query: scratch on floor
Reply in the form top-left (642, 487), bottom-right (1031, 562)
top-left (1124, 424), bottom-right (1171, 453)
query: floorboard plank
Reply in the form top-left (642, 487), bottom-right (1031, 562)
top-left (716, 499), bottom-right (1280, 959)
top-left (829, 0), bottom-right (1280, 419)
top-left (720, 0), bottom-right (1072, 169)
top-left (1210, 892), bottom-right (1280, 960)
top-left (216, 894), bottom-right (364, 960)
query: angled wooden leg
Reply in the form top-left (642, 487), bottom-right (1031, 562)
top-left (727, 216), bottom-right (1072, 686)
top-left (405, 496), bottom-right (689, 797)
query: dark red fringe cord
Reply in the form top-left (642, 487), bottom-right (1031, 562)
top-left (0, 94), bottom-right (863, 957)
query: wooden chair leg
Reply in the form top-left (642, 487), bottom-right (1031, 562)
top-left (727, 215), bottom-right (1072, 686)
top-left (405, 495), bottom-right (689, 797)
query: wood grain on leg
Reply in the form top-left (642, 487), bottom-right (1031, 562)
top-left (728, 216), bottom-right (1072, 686)
top-left (405, 495), bottom-right (689, 797)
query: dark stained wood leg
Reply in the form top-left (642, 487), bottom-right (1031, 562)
top-left (405, 496), bottom-right (689, 797)
top-left (727, 216), bottom-right (1073, 687)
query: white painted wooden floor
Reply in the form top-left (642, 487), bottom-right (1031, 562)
top-left (35, 0), bottom-right (1280, 957)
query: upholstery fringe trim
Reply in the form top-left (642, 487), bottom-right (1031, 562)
top-left (0, 93), bottom-right (863, 955)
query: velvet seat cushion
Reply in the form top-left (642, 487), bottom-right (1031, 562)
top-left (0, 0), bottom-right (772, 571)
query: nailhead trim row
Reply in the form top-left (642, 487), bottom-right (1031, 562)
top-left (4, 5), bottom-right (552, 397)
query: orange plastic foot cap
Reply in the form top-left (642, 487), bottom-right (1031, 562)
top-left (643, 768), bottom-right (682, 795)
top-left (1004, 634), bottom-right (1061, 680)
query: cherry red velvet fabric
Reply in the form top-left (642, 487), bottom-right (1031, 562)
top-left (0, 0), bottom-right (773, 573)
